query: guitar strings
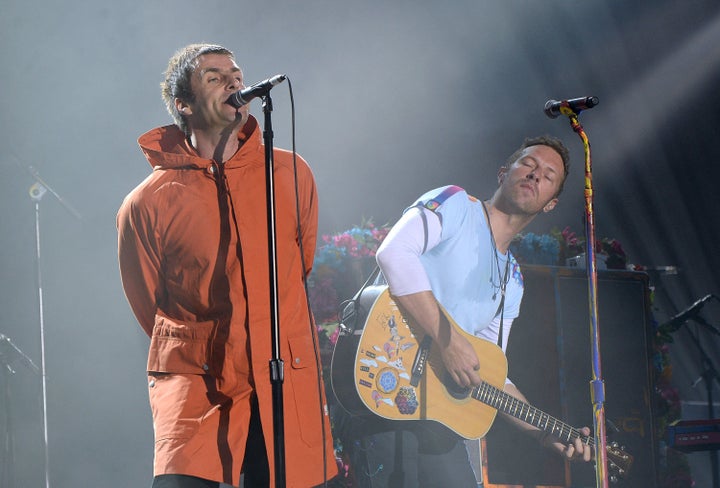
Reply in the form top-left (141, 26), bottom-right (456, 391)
top-left (473, 380), bottom-right (593, 446)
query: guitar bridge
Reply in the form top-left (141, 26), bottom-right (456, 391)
top-left (410, 335), bottom-right (432, 387)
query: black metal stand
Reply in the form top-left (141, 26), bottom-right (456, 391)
top-left (260, 93), bottom-right (287, 488)
top-left (685, 319), bottom-right (720, 488)
top-left (1, 334), bottom-right (40, 488)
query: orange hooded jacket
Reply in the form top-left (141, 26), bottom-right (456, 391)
top-left (117, 116), bottom-right (336, 487)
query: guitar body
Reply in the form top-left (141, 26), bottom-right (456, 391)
top-left (331, 285), bottom-right (634, 480)
top-left (332, 285), bottom-right (507, 439)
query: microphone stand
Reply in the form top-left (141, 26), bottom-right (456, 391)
top-left (24, 165), bottom-right (81, 488)
top-left (557, 107), bottom-right (610, 488)
top-left (1, 333), bottom-right (40, 488)
top-left (685, 317), bottom-right (720, 488)
top-left (29, 182), bottom-right (53, 488)
top-left (260, 93), bottom-right (287, 488)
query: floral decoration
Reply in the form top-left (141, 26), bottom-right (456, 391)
top-left (509, 226), bottom-right (628, 270)
top-left (508, 232), bottom-right (561, 266)
top-left (308, 219), bottom-right (390, 485)
top-left (309, 219), bottom-right (390, 325)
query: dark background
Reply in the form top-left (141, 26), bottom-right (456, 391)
top-left (2, 1), bottom-right (720, 486)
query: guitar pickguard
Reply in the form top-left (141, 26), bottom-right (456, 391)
top-left (355, 293), bottom-right (419, 416)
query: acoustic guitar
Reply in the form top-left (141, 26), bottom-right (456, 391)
top-left (330, 285), bottom-right (633, 480)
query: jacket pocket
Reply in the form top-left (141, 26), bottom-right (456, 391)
top-left (286, 332), bottom-right (325, 447)
top-left (148, 373), bottom-right (217, 441)
top-left (147, 315), bottom-right (215, 374)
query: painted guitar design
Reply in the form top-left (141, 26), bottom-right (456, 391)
top-left (332, 285), bottom-right (633, 480)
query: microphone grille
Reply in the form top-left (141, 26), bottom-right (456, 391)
top-left (543, 100), bottom-right (560, 119)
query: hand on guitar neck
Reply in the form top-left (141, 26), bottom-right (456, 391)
top-left (505, 382), bottom-right (594, 462)
top-left (541, 425), bottom-right (594, 462)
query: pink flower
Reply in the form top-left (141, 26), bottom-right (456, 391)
top-left (561, 226), bottom-right (578, 247)
top-left (329, 325), bottom-right (341, 345)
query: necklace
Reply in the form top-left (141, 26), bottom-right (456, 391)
top-left (481, 201), bottom-right (510, 301)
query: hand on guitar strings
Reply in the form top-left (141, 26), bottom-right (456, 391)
top-left (438, 324), bottom-right (482, 389)
top-left (539, 426), bottom-right (594, 462)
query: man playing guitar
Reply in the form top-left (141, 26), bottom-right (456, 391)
top-left (344, 136), bottom-right (594, 487)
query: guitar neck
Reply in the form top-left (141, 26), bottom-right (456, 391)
top-left (473, 381), bottom-right (593, 447)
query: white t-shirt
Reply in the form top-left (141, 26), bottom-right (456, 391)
top-left (376, 185), bottom-right (524, 351)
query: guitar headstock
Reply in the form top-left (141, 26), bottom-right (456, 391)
top-left (607, 441), bottom-right (633, 483)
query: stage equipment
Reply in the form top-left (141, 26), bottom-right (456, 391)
top-left (483, 266), bottom-right (658, 487)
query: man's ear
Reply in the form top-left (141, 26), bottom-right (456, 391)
top-left (498, 166), bottom-right (508, 184)
top-left (543, 198), bottom-right (558, 213)
top-left (175, 98), bottom-right (191, 116)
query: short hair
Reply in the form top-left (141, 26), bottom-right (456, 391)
top-left (506, 135), bottom-right (570, 196)
top-left (160, 43), bottom-right (235, 135)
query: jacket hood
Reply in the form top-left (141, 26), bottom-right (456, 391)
top-left (137, 116), bottom-right (260, 170)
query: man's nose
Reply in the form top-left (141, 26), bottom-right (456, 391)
top-left (227, 77), bottom-right (242, 91)
top-left (526, 172), bottom-right (539, 182)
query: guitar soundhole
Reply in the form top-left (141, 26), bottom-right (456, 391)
top-left (443, 373), bottom-right (471, 400)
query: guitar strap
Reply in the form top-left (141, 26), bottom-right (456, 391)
top-left (496, 291), bottom-right (506, 350)
top-left (338, 265), bottom-right (382, 334)
top-left (495, 251), bottom-right (511, 349)
top-left (480, 199), bottom-right (509, 351)
top-left (405, 202), bottom-right (432, 254)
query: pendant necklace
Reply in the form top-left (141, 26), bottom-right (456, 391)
top-left (481, 201), bottom-right (510, 301)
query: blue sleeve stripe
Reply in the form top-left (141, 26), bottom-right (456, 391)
top-left (422, 185), bottom-right (464, 211)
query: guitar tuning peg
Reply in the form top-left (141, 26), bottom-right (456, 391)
top-left (609, 440), bottom-right (628, 453)
top-left (613, 468), bottom-right (626, 483)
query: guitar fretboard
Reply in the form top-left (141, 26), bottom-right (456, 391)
top-left (473, 381), bottom-right (594, 447)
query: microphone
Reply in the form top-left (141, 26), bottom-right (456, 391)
top-left (544, 96), bottom-right (599, 118)
top-left (226, 74), bottom-right (287, 109)
top-left (662, 294), bottom-right (718, 335)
